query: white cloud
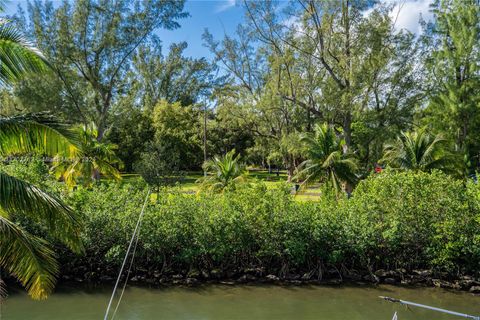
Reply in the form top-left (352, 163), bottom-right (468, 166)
top-left (387, 0), bottom-right (434, 34)
top-left (282, 15), bottom-right (302, 31)
top-left (216, 0), bottom-right (236, 13)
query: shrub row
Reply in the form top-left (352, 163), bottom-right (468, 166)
top-left (54, 170), bottom-right (480, 280)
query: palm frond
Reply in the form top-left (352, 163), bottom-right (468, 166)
top-left (0, 21), bottom-right (48, 84)
top-left (296, 123), bottom-right (357, 196)
top-left (198, 149), bottom-right (247, 192)
top-left (0, 215), bottom-right (58, 300)
top-left (0, 277), bottom-right (6, 300)
top-left (381, 129), bottom-right (457, 173)
top-left (50, 125), bottom-right (121, 187)
top-left (0, 113), bottom-right (79, 157)
top-left (0, 172), bottom-right (83, 253)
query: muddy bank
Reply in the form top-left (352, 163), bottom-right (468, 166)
top-left (54, 267), bottom-right (480, 293)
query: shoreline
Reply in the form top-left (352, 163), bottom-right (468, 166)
top-left (55, 269), bottom-right (480, 294)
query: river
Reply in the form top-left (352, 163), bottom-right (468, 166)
top-left (1, 284), bottom-right (479, 319)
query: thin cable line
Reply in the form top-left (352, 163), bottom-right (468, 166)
top-left (103, 188), bottom-right (151, 320)
top-left (110, 217), bottom-right (142, 319)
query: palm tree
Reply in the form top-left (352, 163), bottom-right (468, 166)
top-left (0, 114), bottom-right (83, 300)
top-left (51, 124), bottom-right (122, 188)
top-left (0, 6), bottom-right (82, 300)
top-left (197, 149), bottom-right (247, 192)
top-left (295, 123), bottom-right (357, 195)
top-left (381, 129), bottom-right (458, 173)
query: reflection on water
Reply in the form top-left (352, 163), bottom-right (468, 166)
top-left (2, 284), bottom-right (479, 320)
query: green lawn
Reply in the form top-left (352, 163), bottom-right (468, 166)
top-left (120, 170), bottom-right (322, 200)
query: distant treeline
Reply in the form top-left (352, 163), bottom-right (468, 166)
top-left (2, 0), bottom-right (479, 182)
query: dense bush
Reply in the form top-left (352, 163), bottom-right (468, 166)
top-left (345, 170), bottom-right (480, 273)
top-left (4, 160), bottom-right (479, 279)
top-left (55, 170), bottom-right (480, 280)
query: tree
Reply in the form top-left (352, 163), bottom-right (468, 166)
top-left (421, 0), bottom-right (480, 170)
top-left (129, 40), bottom-right (221, 109)
top-left (51, 124), bottom-right (122, 187)
top-left (7, 69), bottom-right (88, 122)
top-left (242, 0), bottom-right (411, 150)
top-left (206, 0), bottom-right (420, 175)
top-left (23, 0), bottom-right (187, 140)
top-left (204, 25), bottom-right (309, 181)
top-left (152, 100), bottom-right (204, 169)
top-left (0, 2), bottom-right (83, 299)
top-left (295, 123), bottom-right (357, 195)
top-left (106, 104), bottom-right (154, 172)
top-left (197, 149), bottom-right (247, 192)
top-left (0, 115), bottom-right (83, 300)
top-left (381, 129), bottom-right (459, 174)
top-left (134, 141), bottom-right (182, 193)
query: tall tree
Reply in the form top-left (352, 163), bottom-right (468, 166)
top-left (242, 0), bottom-right (381, 148)
top-left (130, 40), bottom-right (220, 109)
top-left (204, 23), bottom-right (308, 180)
top-left (206, 0), bottom-right (420, 176)
top-left (23, 0), bottom-right (187, 140)
top-left (421, 0), bottom-right (480, 169)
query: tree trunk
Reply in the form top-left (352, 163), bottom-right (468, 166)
top-left (343, 113), bottom-right (352, 150)
top-left (92, 169), bottom-right (100, 181)
top-left (96, 115), bottom-right (107, 142)
top-left (287, 167), bottom-right (294, 182)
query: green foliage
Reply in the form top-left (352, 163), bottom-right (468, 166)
top-left (0, 118), bottom-right (82, 300)
top-left (24, 0), bottom-right (188, 139)
top-left (0, 19), bottom-right (47, 84)
top-left (296, 123), bottom-right (357, 194)
top-left (134, 141), bottom-right (183, 190)
top-left (51, 125), bottom-right (122, 187)
top-left (0, 158), bottom-right (51, 188)
top-left (9, 70), bottom-right (86, 122)
top-left (381, 129), bottom-right (460, 174)
top-left (131, 41), bottom-right (221, 108)
top-left (59, 170), bottom-right (480, 279)
top-left (152, 100), bottom-right (203, 169)
top-left (0, 113), bottom-right (78, 157)
top-left (10, 0), bottom-right (478, 179)
top-left (422, 0), bottom-right (480, 169)
top-left (347, 170), bottom-right (479, 272)
top-left (197, 149), bottom-right (247, 192)
top-left (106, 105), bottom-right (154, 172)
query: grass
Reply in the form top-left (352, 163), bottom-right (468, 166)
top-left (120, 170), bottom-right (322, 201)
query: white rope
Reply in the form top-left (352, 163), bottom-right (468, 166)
top-left (103, 188), bottom-right (151, 320)
top-left (110, 218), bottom-right (142, 319)
top-left (380, 296), bottom-right (480, 320)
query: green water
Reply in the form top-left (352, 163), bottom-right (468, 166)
top-left (1, 284), bottom-right (479, 319)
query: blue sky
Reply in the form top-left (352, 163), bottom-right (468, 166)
top-left (5, 0), bottom-right (247, 59)
top-left (5, 0), bottom-right (432, 60)
top-left (158, 0), bottom-right (245, 58)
